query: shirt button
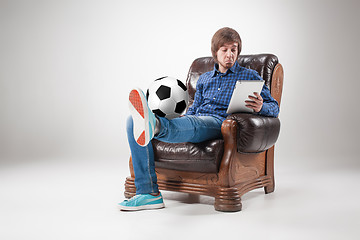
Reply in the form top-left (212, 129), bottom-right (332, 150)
top-left (218, 88), bottom-right (220, 90)
top-left (213, 97), bottom-right (216, 100)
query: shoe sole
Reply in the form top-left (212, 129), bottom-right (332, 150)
top-left (128, 88), bottom-right (151, 146)
top-left (118, 203), bottom-right (165, 211)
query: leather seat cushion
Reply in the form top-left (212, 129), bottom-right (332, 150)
top-left (153, 139), bottom-right (224, 173)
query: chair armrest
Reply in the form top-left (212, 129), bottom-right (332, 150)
top-left (224, 113), bottom-right (280, 153)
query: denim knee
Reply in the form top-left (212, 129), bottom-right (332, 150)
top-left (126, 116), bottom-right (133, 135)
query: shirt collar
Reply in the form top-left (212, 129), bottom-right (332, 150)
top-left (212, 61), bottom-right (240, 77)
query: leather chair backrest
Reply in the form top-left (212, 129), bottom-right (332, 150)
top-left (185, 54), bottom-right (279, 108)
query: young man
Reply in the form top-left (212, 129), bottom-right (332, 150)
top-left (118, 27), bottom-right (279, 211)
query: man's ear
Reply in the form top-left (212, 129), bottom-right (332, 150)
top-left (213, 54), bottom-right (218, 63)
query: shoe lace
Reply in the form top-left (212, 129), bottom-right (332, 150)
top-left (127, 194), bottom-right (142, 201)
top-left (133, 195), bottom-right (142, 199)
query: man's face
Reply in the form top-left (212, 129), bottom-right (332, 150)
top-left (216, 42), bottom-right (238, 73)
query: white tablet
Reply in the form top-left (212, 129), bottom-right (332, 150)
top-left (226, 80), bottom-right (264, 114)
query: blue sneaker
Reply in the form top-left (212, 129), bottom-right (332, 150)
top-left (128, 88), bottom-right (157, 146)
top-left (118, 193), bottom-right (165, 211)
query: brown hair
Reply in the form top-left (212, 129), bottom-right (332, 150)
top-left (211, 27), bottom-right (242, 62)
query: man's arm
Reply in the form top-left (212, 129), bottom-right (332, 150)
top-left (257, 84), bottom-right (279, 117)
top-left (245, 72), bottom-right (279, 117)
top-left (185, 78), bottom-right (203, 115)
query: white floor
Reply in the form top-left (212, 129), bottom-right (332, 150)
top-left (0, 156), bottom-right (359, 240)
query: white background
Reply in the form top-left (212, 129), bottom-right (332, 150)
top-left (1, 0), bottom-right (360, 239)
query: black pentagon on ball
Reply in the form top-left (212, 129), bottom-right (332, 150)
top-left (177, 80), bottom-right (187, 91)
top-left (156, 85), bottom-right (171, 100)
top-left (174, 100), bottom-right (187, 114)
top-left (152, 109), bottom-right (166, 118)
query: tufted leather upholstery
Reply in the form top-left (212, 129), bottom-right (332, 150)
top-left (153, 54), bottom-right (281, 173)
top-left (153, 139), bottom-right (224, 173)
top-left (226, 113), bottom-right (280, 153)
top-left (186, 54), bottom-right (279, 109)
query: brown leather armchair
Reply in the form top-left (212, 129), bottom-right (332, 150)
top-left (125, 54), bottom-right (284, 212)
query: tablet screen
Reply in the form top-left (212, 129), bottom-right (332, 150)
top-left (226, 80), bottom-right (264, 114)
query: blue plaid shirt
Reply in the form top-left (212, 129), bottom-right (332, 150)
top-left (185, 61), bottom-right (279, 121)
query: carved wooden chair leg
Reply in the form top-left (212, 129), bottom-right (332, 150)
top-left (264, 147), bottom-right (275, 194)
top-left (187, 193), bottom-right (200, 203)
top-left (124, 177), bottom-right (136, 199)
top-left (264, 180), bottom-right (275, 194)
top-left (214, 188), bottom-right (242, 212)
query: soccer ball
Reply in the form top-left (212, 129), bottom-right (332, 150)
top-left (146, 76), bottom-right (189, 119)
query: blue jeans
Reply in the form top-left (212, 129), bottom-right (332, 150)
top-left (126, 115), bottom-right (223, 194)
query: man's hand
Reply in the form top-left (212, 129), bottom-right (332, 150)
top-left (245, 92), bottom-right (263, 112)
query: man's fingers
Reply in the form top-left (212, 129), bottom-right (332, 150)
top-left (245, 99), bottom-right (261, 112)
top-left (254, 92), bottom-right (263, 100)
top-left (248, 95), bottom-right (262, 103)
top-left (245, 93), bottom-right (263, 112)
top-left (245, 100), bottom-right (258, 108)
top-left (245, 100), bottom-right (255, 103)
top-left (245, 104), bottom-right (255, 110)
